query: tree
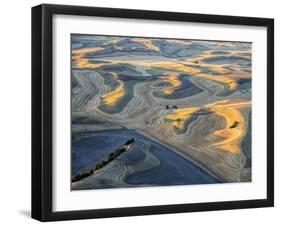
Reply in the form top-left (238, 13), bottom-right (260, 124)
top-left (101, 160), bottom-right (107, 167)
top-left (95, 163), bottom-right (101, 171)
top-left (125, 137), bottom-right (135, 145)
top-left (230, 121), bottom-right (239, 129)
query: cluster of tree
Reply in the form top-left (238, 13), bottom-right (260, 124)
top-left (71, 137), bottom-right (135, 183)
top-left (95, 137), bottom-right (135, 170)
top-left (166, 105), bottom-right (178, 110)
top-left (71, 169), bottom-right (94, 183)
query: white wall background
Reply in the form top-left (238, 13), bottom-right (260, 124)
top-left (0, 0), bottom-right (279, 225)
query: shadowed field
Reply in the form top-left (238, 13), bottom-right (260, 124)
top-left (71, 35), bottom-right (252, 190)
top-left (72, 129), bottom-right (220, 190)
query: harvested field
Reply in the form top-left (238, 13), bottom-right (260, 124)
top-left (71, 34), bottom-right (252, 190)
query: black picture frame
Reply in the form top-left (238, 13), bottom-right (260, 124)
top-left (32, 3), bottom-right (274, 222)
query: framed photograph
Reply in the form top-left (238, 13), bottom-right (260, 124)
top-left (32, 4), bottom-right (274, 221)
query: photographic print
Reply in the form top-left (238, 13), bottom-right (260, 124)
top-left (71, 34), bottom-right (252, 190)
top-left (32, 5), bottom-right (274, 220)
